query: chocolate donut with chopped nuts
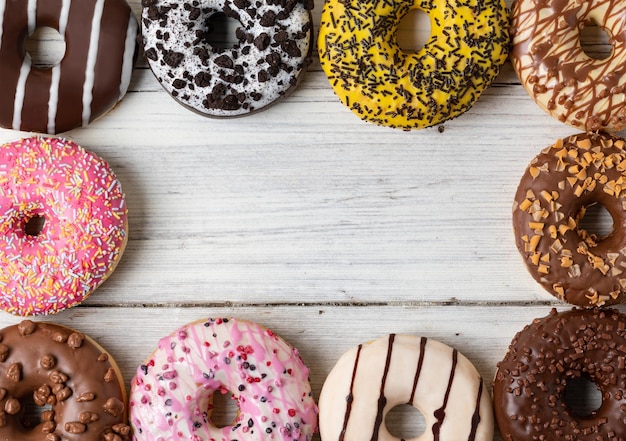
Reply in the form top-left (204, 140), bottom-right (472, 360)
top-left (0, 320), bottom-right (130, 441)
top-left (513, 132), bottom-right (626, 307)
top-left (141, 0), bottom-right (313, 117)
top-left (493, 308), bottom-right (626, 441)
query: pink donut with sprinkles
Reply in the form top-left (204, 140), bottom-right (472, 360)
top-left (129, 317), bottom-right (319, 441)
top-left (0, 137), bottom-right (128, 316)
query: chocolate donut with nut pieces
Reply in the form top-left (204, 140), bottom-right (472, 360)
top-left (493, 308), bottom-right (626, 441)
top-left (141, 0), bottom-right (313, 117)
top-left (510, 0), bottom-right (626, 131)
top-left (0, 320), bottom-right (130, 441)
top-left (513, 132), bottom-right (626, 307)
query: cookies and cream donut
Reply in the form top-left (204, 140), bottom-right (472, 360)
top-left (317, 0), bottom-right (509, 129)
top-left (0, 0), bottom-right (138, 134)
top-left (129, 317), bottom-right (318, 441)
top-left (0, 137), bottom-right (128, 316)
top-left (513, 132), bottom-right (626, 307)
top-left (319, 334), bottom-right (493, 441)
top-left (510, 0), bottom-right (626, 131)
top-left (494, 308), bottom-right (626, 441)
top-left (141, 0), bottom-right (313, 117)
top-left (0, 320), bottom-right (130, 441)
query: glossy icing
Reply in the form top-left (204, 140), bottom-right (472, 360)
top-left (0, 137), bottom-right (128, 316)
top-left (510, 0), bottom-right (626, 131)
top-left (317, 0), bottom-right (509, 129)
top-left (0, 0), bottom-right (138, 134)
top-left (130, 318), bottom-right (319, 441)
top-left (319, 335), bottom-right (493, 441)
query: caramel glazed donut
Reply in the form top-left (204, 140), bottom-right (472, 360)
top-left (0, 0), bottom-right (139, 134)
top-left (317, 0), bottom-right (509, 129)
top-left (510, 0), bottom-right (626, 131)
top-left (0, 320), bottom-right (130, 441)
top-left (513, 132), bottom-right (626, 307)
top-left (319, 334), bottom-right (493, 441)
top-left (141, 0), bottom-right (313, 117)
top-left (493, 308), bottom-right (626, 441)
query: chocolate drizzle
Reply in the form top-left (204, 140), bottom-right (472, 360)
top-left (408, 336), bottom-right (427, 405)
top-left (432, 349), bottom-right (458, 441)
top-left (510, 0), bottom-right (626, 130)
top-left (370, 334), bottom-right (395, 441)
top-left (339, 343), bottom-right (362, 441)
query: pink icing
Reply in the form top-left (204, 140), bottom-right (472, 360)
top-left (129, 318), bottom-right (319, 441)
top-left (0, 137), bottom-right (128, 315)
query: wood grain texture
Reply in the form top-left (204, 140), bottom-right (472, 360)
top-left (0, 1), bottom-right (622, 440)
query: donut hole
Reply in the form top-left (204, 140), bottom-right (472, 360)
top-left (385, 404), bottom-right (426, 439)
top-left (209, 388), bottom-right (240, 428)
top-left (563, 375), bottom-right (603, 418)
top-left (397, 9), bottom-right (431, 53)
top-left (18, 395), bottom-right (53, 429)
top-left (580, 19), bottom-right (613, 60)
top-left (24, 215), bottom-right (45, 237)
top-left (23, 26), bottom-right (66, 69)
top-left (203, 13), bottom-right (242, 50)
top-left (577, 202), bottom-right (614, 240)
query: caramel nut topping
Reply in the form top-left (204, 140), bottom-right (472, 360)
top-left (49, 370), bottom-right (68, 384)
top-left (104, 433), bottom-right (122, 441)
top-left (104, 367), bottom-right (116, 382)
top-left (65, 421), bottom-right (86, 434)
top-left (4, 398), bottom-right (19, 415)
top-left (52, 331), bottom-right (67, 343)
top-left (41, 421), bottom-right (55, 433)
top-left (17, 320), bottom-right (36, 336)
top-left (98, 353), bottom-right (109, 362)
top-left (40, 354), bottom-right (56, 370)
top-left (67, 332), bottom-right (84, 349)
top-left (0, 411), bottom-right (6, 428)
top-left (0, 322), bottom-right (127, 441)
top-left (0, 345), bottom-right (10, 362)
top-left (112, 423), bottom-right (131, 436)
top-left (103, 397), bottom-right (124, 417)
top-left (76, 392), bottom-right (96, 402)
top-left (6, 363), bottom-right (20, 382)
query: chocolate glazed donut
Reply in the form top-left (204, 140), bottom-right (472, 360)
top-left (493, 308), bottom-right (626, 441)
top-left (0, 0), bottom-right (138, 134)
top-left (0, 320), bottom-right (130, 441)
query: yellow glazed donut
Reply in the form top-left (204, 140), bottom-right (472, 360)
top-left (317, 0), bottom-right (509, 129)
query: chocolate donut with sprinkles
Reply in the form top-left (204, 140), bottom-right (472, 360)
top-left (317, 0), bottom-right (509, 129)
top-left (0, 0), bottom-right (138, 134)
top-left (513, 132), bottom-right (626, 307)
top-left (0, 320), bottom-right (131, 441)
top-left (319, 334), bottom-right (493, 441)
top-left (0, 137), bottom-right (128, 316)
top-left (510, 0), bottom-right (626, 131)
top-left (494, 307), bottom-right (626, 441)
top-left (129, 317), bottom-right (319, 441)
top-left (141, 0), bottom-right (313, 117)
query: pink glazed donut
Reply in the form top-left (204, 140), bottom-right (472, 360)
top-left (0, 137), bottom-right (128, 316)
top-left (129, 317), bottom-right (319, 441)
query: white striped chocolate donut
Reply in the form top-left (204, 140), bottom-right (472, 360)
top-left (0, 0), bottom-right (138, 134)
top-left (141, 0), bottom-right (313, 117)
top-left (319, 334), bottom-right (493, 441)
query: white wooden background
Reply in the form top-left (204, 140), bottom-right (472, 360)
top-left (0, 2), bottom-right (622, 439)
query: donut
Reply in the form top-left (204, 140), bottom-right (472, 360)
top-left (129, 317), bottom-right (319, 441)
top-left (493, 307), bottom-right (626, 441)
top-left (141, 0), bottom-right (313, 117)
top-left (317, 0), bottom-right (509, 129)
top-left (0, 137), bottom-right (128, 316)
top-left (0, 0), bottom-right (139, 134)
top-left (510, 0), bottom-right (626, 131)
top-left (319, 334), bottom-right (493, 441)
top-left (0, 319), bottom-right (130, 441)
top-left (512, 132), bottom-right (626, 307)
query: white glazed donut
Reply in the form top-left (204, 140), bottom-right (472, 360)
top-left (129, 317), bottom-right (319, 441)
top-left (319, 335), bottom-right (493, 441)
